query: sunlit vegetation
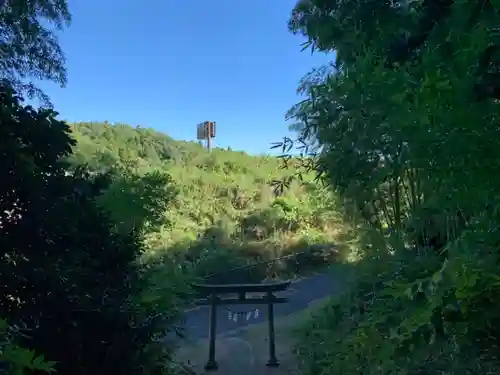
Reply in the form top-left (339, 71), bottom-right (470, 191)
top-left (67, 121), bottom-right (355, 281)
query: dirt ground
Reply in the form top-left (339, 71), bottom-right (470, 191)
top-left (174, 297), bottom-right (329, 375)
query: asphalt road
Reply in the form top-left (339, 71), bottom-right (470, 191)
top-left (179, 271), bottom-right (344, 341)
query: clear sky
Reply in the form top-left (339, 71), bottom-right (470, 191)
top-left (39, 0), bottom-right (332, 154)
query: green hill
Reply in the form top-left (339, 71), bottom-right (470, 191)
top-left (67, 121), bottom-right (355, 281)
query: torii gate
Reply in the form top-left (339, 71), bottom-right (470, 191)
top-left (192, 281), bottom-right (291, 371)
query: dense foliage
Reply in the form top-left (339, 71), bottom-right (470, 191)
top-left (284, 0), bottom-right (500, 374)
top-left (0, 86), bottom-right (190, 375)
top-left (66, 121), bottom-right (355, 281)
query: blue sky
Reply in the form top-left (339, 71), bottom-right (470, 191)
top-left (39, 0), bottom-right (332, 154)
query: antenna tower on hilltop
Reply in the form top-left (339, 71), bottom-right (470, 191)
top-left (196, 121), bottom-right (216, 151)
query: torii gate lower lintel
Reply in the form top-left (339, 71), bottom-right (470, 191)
top-left (192, 281), bottom-right (291, 371)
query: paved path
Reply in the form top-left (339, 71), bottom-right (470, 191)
top-left (179, 271), bottom-right (343, 341)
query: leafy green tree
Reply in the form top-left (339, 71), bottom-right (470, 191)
top-left (97, 168), bottom-right (178, 235)
top-left (0, 86), bottom-right (183, 375)
top-left (0, 0), bottom-right (71, 105)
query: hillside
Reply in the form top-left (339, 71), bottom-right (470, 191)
top-left (67, 122), bottom-right (355, 280)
